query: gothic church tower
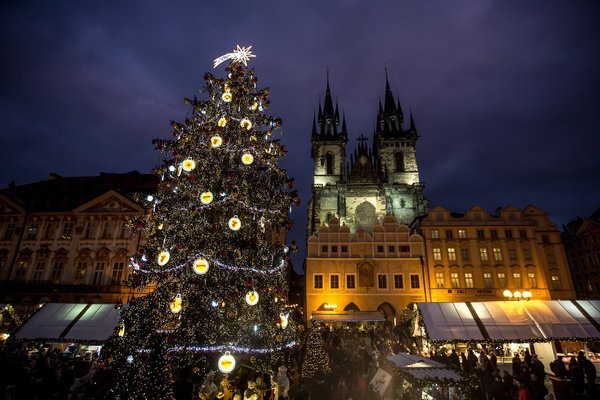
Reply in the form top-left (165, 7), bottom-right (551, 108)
top-left (307, 74), bottom-right (429, 236)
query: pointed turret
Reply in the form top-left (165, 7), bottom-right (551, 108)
top-left (375, 70), bottom-right (404, 138)
top-left (311, 113), bottom-right (317, 138)
top-left (409, 112), bottom-right (417, 136)
top-left (384, 73), bottom-right (397, 114)
top-left (314, 73), bottom-right (345, 139)
top-left (340, 113), bottom-right (348, 139)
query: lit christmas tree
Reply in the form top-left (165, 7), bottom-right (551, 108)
top-left (301, 326), bottom-right (330, 380)
top-left (108, 46), bottom-right (299, 398)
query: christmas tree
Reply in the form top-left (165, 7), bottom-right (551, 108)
top-left (108, 46), bottom-right (299, 398)
top-left (301, 326), bottom-right (330, 380)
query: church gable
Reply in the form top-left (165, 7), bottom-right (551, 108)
top-left (74, 190), bottom-right (141, 214)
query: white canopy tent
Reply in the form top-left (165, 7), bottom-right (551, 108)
top-left (387, 353), bottom-right (467, 382)
top-left (15, 303), bottom-right (120, 342)
top-left (417, 300), bottom-right (600, 342)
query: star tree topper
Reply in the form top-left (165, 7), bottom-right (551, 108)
top-left (214, 45), bottom-right (256, 68)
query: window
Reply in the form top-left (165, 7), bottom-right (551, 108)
top-left (112, 262), bottom-right (125, 284)
top-left (542, 235), bottom-right (550, 244)
top-left (92, 262), bottom-right (105, 285)
top-left (551, 275), bottom-right (561, 290)
top-left (331, 245), bottom-right (338, 252)
top-left (433, 248), bottom-right (442, 261)
top-left (378, 274), bottom-right (388, 289)
top-left (314, 274), bottom-right (323, 289)
top-left (26, 223), bottom-right (39, 240)
top-left (326, 153), bottom-right (334, 174)
top-left (493, 248), bottom-right (503, 261)
top-left (32, 261), bottom-right (46, 282)
top-left (330, 274), bottom-right (340, 289)
top-left (458, 229), bottom-right (467, 239)
top-left (523, 248), bottom-right (532, 261)
top-left (84, 222), bottom-right (97, 239)
top-left (75, 261), bottom-right (87, 282)
top-left (44, 222), bottom-right (57, 240)
top-left (118, 222), bottom-right (131, 239)
top-left (388, 246), bottom-right (395, 252)
top-left (431, 230), bottom-right (439, 239)
top-left (435, 272), bottom-right (444, 288)
top-left (519, 230), bottom-right (527, 239)
top-left (465, 272), bottom-right (474, 288)
top-left (477, 230), bottom-right (485, 239)
top-left (400, 199), bottom-right (406, 208)
top-left (451, 272), bottom-right (460, 288)
top-left (400, 246), bottom-right (409, 252)
top-left (547, 254), bottom-right (556, 263)
top-left (448, 248), bottom-right (457, 261)
top-left (3, 223), bottom-right (16, 240)
top-left (505, 230), bottom-right (513, 239)
top-left (49, 261), bottom-right (64, 283)
top-left (527, 272), bottom-right (537, 288)
top-left (480, 248), bottom-right (489, 261)
top-left (101, 221), bottom-right (114, 240)
top-left (491, 230), bottom-right (498, 239)
top-left (410, 274), bottom-right (420, 289)
top-left (321, 245), bottom-right (328, 253)
top-left (394, 274), bottom-right (404, 289)
top-left (508, 248), bottom-right (517, 261)
top-left (445, 230), bottom-right (453, 239)
top-left (513, 272), bottom-right (522, 288)
top-left (346, 274), bottom-right (356, 289)
top-left (341, 245), bottom-right (348, 253)
top-left (377, 246), bottom-right (384, 253)
top-left (61, 222), bottom-right (74, 239)
top-left (461, 248), bottom-right (470, 261)
top-left (395, 151), bottom-right (404, 172)
top-left (497, 272), bottom-right (507, 288)
top-left (483, 273), bottom-right (493, 288)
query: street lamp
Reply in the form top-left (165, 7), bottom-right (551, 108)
top-left (503, 289), bottom-right (532, 301)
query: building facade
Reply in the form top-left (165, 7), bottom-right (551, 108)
top-left (0, 171), bottom-right (157, 316)
top-left (562, 208), bottom-right (600, 298)
top-left (414, 205), bottom-right (576, 302)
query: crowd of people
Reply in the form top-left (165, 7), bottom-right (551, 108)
top-left (0, 343), bottom-right (114, 399)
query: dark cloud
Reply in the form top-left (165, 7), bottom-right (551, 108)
top-left (2, 0), bottom-right (600, 271)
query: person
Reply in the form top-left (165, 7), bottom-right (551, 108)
top-left (461, 352), bottom-right (470, 373)
top-left (502, 370), bottom-right (515, 400)
top-left (524, 349), bottom-right (532, 367)
top-left (490, 352), bottom-right (498, 369)
top-left (527, 373), bottom-right (548, 400)
top-left (512, 353), bottom-right (522, 378)
top-left (450, 350), bottom-right (460, 370)
top-left (550, 356), bottom-right (567, 379)
top-left (578, 351), bottom-right (597, 386)
top-left (530, 355), bottom-right (545, 382)
top-left (568, 359), bottom-right (584, 398)
top-left (518, 381), bottom-right (531, 400)
top-left (491, 372), bottom-right (506, 400)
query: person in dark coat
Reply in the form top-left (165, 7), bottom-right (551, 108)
top-left (491, 372), bottom-right (506, 400)
top-left (502, 370), bottom-right (515, 400)
top-left (512, 353), bottom-right (522, 378)
top-left (527, 373), bottom-right (548, 400)
top-left (450, 350), bottom-right (461, 370)
top-left (461, 352), bottom-right (470, 373)
top-left (550, 356), bottom-right (567, 379)
top-left (569, 359), bottom-right (585, 398)
top-left (530, 355), bottom-right (545, 382)
top-left (524, 349), bottom-right (532, 367)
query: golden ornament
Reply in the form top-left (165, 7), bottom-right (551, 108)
top-left (200, 191), bottom-right (214, 205)
top-left (245, 290), bottom-right (259, 306)
top-left (170, 294), bottom-right (182, 313)
top-left (158, 223), bottom-right (164, 230)
top-left (218, 352), bottom-right (236, 373)
top-left (218, 117), bottom-right (227, 127)
top-left (157, 250), bottom-right (170, 266)
top-left (182, 158), bottom-right (196, 172)
top-left (240, 118), bottom-right (252, 130)
top-left (210, 135), bottom-right (223, 147)
top-left (241, 153), bottom-right (254, 165)
top-left (228, 216), bottom-right (242, 231)
top-left (118, 322), bottom-right (125, 337)
top-left (277, 313), bottom-right (289, 329)
top-left (251, 102), bottom-right (258, 111)
top-left (192, 258), bottom-right (209, 275)
top-left (224, 83), bottom-right (230, 91)
top-left (221, 91), bottom-right (232, 102)
top-left (250, 135), bottom-right (257, 141)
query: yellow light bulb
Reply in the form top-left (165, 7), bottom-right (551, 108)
top-left (192, 258), bottom-right (209, 275)
top-left (240, 118), bottom-right (252, 130)
top-left (218, 117), bottom-right (227, 127)
top-left (210, 135), bottom-right (223, 148)
top-left (200, 191), bottom-right (214, 205)
top-left (182, 159), bottom-right (196, 172)
top-left (241, 153), bottom-right (254, 165)
top-left (157, 250), bottom-right (170, 266)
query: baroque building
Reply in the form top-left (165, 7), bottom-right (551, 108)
top-left (0, 171), bottom-right (157, 316)
top-left (305, 76), bottom-right (429, 324)
top-left (562, 207), bottom-right (600, 298)
top-left (413, 205), bottom-right (576, 302)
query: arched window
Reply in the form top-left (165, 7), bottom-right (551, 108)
top-left (400, 199), bottom-right (406, 208)
top-left (326, 153), bottom-right (334, 174)
top-left (395, 151), bottom-right (404, 172)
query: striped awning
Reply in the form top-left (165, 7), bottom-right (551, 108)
top-left (417, 300), bottom-right (600, 342)
top-left (15, 303), bottom-right (119, 342)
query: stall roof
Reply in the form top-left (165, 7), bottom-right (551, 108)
top-left (311, 311), bottom-right (385, 322)
top-left (387, 353), bottom-right (467, 382)
top-left (417, 300), bottom-right (600, 342)
top-left (15, 303), bottom-right (119, 342)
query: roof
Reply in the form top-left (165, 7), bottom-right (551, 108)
top-left (0, 171), bottom-right (158, 212)
top-left (15, 303), bottom-right (120, 342)
top-left (311, 310), bottom-right (385, 322)
top-left (386, 353), bottom-right (467, 383)
top-left (417, 300), bottom-right (600, 342)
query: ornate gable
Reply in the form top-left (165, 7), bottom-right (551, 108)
top-left (74, 190), bottom-right (142, 214)
top-left (0, 194), bottom-right (25, 216)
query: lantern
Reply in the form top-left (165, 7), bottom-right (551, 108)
top-left (157, 250), bottom-right (170, 266)
top-left (218, 117), bottom-right (227, 127)
top-left (228, 216), bottom-right (242, 231)
top-left (210, 135), bottom-right (223, 148)
top-left (192, 258), bottom-right (209, 275)
top-left (200, 191), bottom-right (214, 205)
top-left (170, 294), bottom-right (182, 313)
top-left (218, 352), bottom-right (236, 373)
top-left (182, 159), bottom-right (196, 172)
top-left (241, 153), bottom-right (254, 165)
top-left (240, 118), bottom-right (252, 130)
top-left (277, 313), bottom-right (289, 329)
top-left (245, 290), bottom-right (259, 306)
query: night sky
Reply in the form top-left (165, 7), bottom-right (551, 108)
top-left (2, 1), bottom-right (599, 272)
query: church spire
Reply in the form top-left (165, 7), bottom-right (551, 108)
top-left (312, 112), bottom-right (317, 138)
top-left (316, 70), bottom-right (341, 138)
top-left (375, 68), bottom-right (404, 138)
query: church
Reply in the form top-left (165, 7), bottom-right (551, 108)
top-left (304, 76), bottom-right (576, 325)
